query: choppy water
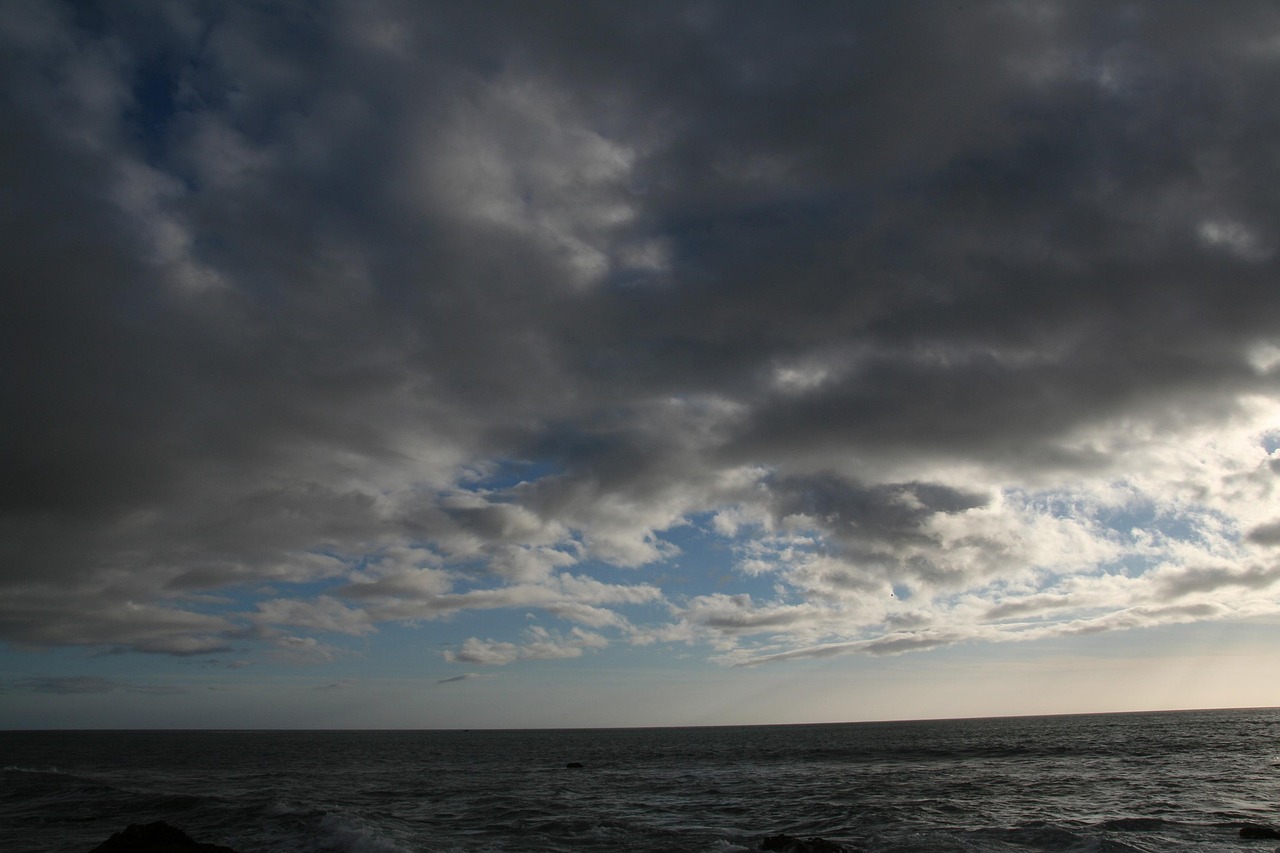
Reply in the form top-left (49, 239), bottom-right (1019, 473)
top-left (3, 708), bottom-right (1280, 852)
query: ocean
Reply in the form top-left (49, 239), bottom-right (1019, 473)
top-left (2, 708), bottom-right (1279, 852)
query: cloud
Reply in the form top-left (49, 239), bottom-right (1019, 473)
top-left (4, 676), bottom-right (119, 695)
top-left (766, 475), bottom-right (989, 548)
top-left (3, 1), bottom-right (1280, 674)
top-left (1152, 562), bottom-right (1280, 600)
top-left (270, 636), bottom-right (345, 665)
top-left (250, 596), bottom-right (375, 637)
top-left (2, 676), bottom-right (186, 695)
top-left (717, 630), bottom-right (968, 668)
top-left (682, 594), bottom-right (834, 636)
top-left (1247, 520), bottom-right (1280, 546)
top-left (0, 595), bottom-right (237, 656)
top-left (436, 673), bottom-right (488, 684)
top-left (125, 683), bottom-right (189, 696)
top-left (445, 626), bottom-right (609, 666)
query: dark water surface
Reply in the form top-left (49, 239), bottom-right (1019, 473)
top-left (3, 708), bottom-right (1280, 852)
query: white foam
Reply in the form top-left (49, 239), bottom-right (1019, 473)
top-left (319, 813), bottom-right (413, 853)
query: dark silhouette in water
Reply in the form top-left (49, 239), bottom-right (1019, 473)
top-left (88, 821), bottom-right (242, 853)
top-left (761, 834), bottom-right (845, 853)
top-left (1240, 823), bottom-right (1280, 839)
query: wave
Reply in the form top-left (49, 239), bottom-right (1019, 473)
top-left (963, 822), bottom-right (1161, 853)
top-left (1091, 817), bottom-right (1178, 832)
top-left (316, 813), bottom-right (414, 853)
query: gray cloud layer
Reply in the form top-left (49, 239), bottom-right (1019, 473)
top-left (4, 1), bottom-right (1280, 667)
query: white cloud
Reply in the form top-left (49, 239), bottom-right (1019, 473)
top-left (1198, 219), bottom-right (1271, 261)
top-left (445, 626), bottom-right (609, 666)
top-left (270, 636), bottom-right (345, 665)
top-left (423, 71), bottom-right (643, 288)
top-left (250, 596), bottom-right (375, 636)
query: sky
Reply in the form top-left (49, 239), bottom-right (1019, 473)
top-left (4, 0), bottom-right (1280, 730)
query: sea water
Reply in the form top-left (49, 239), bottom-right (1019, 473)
top-left (3, 708), bottom-right (1280, 852)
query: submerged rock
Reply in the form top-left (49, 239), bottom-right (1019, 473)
top-left (88, 821), bottom-right (244, 853)
top-left (1239, 823), bottom-right (1280, 839)
top-left (760, 833), bottom-right (844, 853)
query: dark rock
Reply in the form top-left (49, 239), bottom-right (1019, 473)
top-left (1240, 823), bottom-right (1280, 839)
top-left (761, 833), bottom-right (844, 853)
top-left (88, 821), bottom-right (244, 853)
top-left (565, 761), bottom-right (584, 768)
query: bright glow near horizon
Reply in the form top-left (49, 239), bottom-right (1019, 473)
top-left (3, 1), bottom-right (1280, 729)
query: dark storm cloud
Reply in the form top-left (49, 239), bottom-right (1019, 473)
top-left (1247, 521), bottom-right (1280, 546)
top-left (767, 475), bottom-right (988, 546)
top-left (1154, 563), bottom-right (1280, 600)
top-left (3, 0), bottom-right (1280, 659)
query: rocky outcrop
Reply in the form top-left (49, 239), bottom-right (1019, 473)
top-left (1239, 823), bottom-right (1280, 839)
top-left (88, 821), bottom-right (244, 853)
top-left (760, 833), bottom-right (844, 853)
